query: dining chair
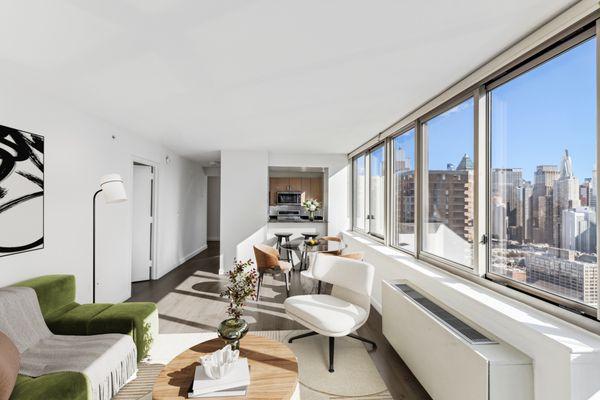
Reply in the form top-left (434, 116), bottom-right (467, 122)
top-left (320, 235), bottom-right (343, 256)
top-left (284, 255), bottom-right (376, 373)
top-left (323, 251), bottom-right (365, 261)
top-left (253, 244), bottom-right (292, 299)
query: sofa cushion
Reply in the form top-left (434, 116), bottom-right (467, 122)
top-left (0, 331), bottom-right (19, 400)
top-left (89, 302), bottom-right (158, 361)
top-left (13, 275), bottom-right (76, 319)
top-left (284, 294), bottom-right (367, 336)
top-left (10, 372), bottom-right (89, 400)
top-left (46, 304), bottom-right (112, 335)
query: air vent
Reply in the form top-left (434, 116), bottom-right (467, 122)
top-left (395, 283), bottom-right (497, 345)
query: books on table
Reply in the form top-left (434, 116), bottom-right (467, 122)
top-left (188, 358), bottom-right (250, 398)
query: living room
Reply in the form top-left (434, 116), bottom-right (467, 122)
top-left (2, 1), bottom-right (600, 400)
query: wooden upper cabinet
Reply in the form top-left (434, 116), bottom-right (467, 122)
top-left (269, 177), bottom-right (289, 205)
top-left (289, 177), bottom-right (302, 192)
top-left (309, 177), bottom-right (323, 202)
top-left (269, 175), bottom-right (324, 205)
top-left (301, 178), bottom-right (311, 202)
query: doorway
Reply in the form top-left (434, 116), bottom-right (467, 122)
top-left (131, 162), bottom-right (155, 282)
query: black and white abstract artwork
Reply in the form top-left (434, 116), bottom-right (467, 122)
top-left (0, 124), bottom-right (44, 257)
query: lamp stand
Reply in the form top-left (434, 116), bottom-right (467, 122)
top-left (92, 189), bottom-right (102, 303)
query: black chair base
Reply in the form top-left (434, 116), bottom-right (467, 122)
top-left (257, 269), bottom-right (290, 300)
top-left (288, 331), bottom-right (377, 373)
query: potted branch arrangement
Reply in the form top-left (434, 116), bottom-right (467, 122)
top-left (302, 198), bottom-right (321, 221)
top-left (218, 259), bottom-right (258, 350)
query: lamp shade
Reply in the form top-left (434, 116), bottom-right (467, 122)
top-left (99, 174), bottom-right (127, 203)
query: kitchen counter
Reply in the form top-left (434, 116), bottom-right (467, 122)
top-left (267, 220), bottom-right (328, 239)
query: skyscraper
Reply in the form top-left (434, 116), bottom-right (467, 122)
top-left (491, 168), bottom-right (524, 240)
top-left (553, 150), bottom-right (580, 248)
top-left (561, 207), bottom-right (596, 254)
top-left (532, 165), bottom-right (559, 245)
top-left (516, 182), bottom-right (533, 242)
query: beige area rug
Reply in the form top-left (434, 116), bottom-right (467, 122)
top-left (114, 331), bottom-right (392, 400)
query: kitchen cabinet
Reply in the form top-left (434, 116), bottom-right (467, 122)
top-left (269, 175), bottom-right (324, 205)
top-left (289, 177), bottom-right (302, 192)
top-left (270, 177), bottom-right (289, 205)
top-left (310, 177), bottom-right (323, 202)
top-left (301, 178), bottom-right (312, 202)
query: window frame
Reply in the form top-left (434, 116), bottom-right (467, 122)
top-left (350, 17), bottom-right (600, 323)
top-left (352, 145), bottom-right (387, 242)
top-left (418, 93), bottom-right (479, 273)
top-left (389, 124), bottom-right (418, 255)
top-left (368, 143), bottom-right (386, 239)
top-left (484, 26), bottom-right (598, 318)
top-left (352, 153), bottom-right (368, 234)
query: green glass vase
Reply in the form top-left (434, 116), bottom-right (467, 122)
top-left (217, 318), bottom-right (249, 350)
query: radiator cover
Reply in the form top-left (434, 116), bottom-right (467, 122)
top-left (383, 280), bottom-right (533, 400)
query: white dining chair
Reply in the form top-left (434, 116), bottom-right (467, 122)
top-left (284, 254), bottom-right (376, 372)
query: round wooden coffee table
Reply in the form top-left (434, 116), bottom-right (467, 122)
top-left (152, 334), bottom-right (299, 399)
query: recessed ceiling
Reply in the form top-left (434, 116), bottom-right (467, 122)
top-left (0, 0), bottom-right (576, 162)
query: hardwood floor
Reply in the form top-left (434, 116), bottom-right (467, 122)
top-left (129, 242), bottom-right (431, 400)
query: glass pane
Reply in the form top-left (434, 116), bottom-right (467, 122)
top-left (422, 98), bottom-right (475, 267)
top-left (490, 37), bottom-right (597, 308)
top-left (392, 129), bottom-right (416, 252)
top-left (353, 154), bottom-right (366, 230)
top-left (369, 145), bottom-right (385, 237)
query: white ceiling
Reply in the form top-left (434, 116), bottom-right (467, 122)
top-left (0, 0), bottom-right (576, 162)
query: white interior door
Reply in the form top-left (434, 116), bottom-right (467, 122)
top-left (132, 164), bottom-right (153, 282)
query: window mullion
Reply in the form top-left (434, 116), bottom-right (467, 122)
top-left (596, 18), bottom-right (600, 321)
top-left (474, 87), bottom-right (488, 277)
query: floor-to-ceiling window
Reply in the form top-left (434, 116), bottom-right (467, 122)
top-left (353, 154), bottom-right (367, 231)
top-left (350, 20), bottom-right (600, 320)
top-left (391, 128), bottom-right (416, 253)
top-left (421, 98), bottom-right (475, 268)
top-left (369, 145), bottom-right (386, 238)
top-left (488, 33), bottom-right (597, 311)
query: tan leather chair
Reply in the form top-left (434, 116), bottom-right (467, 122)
top-left (320, 235), bottom-right (343, 256)
top-left (323, 251), bottom-right (365, 261)
top-left (253, 244), bottom-right (292, 299)
top-left (321, 236), bottom-right (342, 242)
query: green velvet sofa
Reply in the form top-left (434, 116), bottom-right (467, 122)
top-left (8, 274), bottom-right (158, 400)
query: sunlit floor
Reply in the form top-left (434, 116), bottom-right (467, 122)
top-left (128, 242), bottom-right (430, 399)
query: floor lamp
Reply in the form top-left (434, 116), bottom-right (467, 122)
top-left (93, 174), bottom-right (127, 303)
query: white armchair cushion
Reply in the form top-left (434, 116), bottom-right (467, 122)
top-left (284, 294), bottom-right (367, 336)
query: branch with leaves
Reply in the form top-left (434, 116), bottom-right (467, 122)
top-left (220, 259), bottom-right (258, 320)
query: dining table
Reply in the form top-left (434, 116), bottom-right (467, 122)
top-left (280, 238), bottom-right (347, 293)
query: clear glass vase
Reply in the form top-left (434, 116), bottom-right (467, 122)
top-left (217, 318), bottom-right (249, 350)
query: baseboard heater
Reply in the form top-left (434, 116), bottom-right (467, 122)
top-left (383, 280), bottom-right (533, 400)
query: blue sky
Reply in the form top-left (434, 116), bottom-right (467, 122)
top-left (390, 37), bottom-right (596, 182)
top-left (491, 37), bottom-right (596, 182)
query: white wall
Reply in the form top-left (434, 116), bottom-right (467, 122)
top-left (218, 151), bottom-right (348, 273)
top-left (0, 80), bottom-right (207, 303)
top-left (207, 176), bottom-right (221, 241)
top-left (343, 231), bottom-right (600, 400)
top-left (220, 150), bottom-right (268, 272)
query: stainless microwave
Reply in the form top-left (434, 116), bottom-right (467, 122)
top-left (277, 191), bottom-right (302, 205)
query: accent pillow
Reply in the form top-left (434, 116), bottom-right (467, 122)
top-left (0, 331), bottom-right (20, 400)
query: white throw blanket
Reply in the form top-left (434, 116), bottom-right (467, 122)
top-left (0, 287), bottom-right (137, 400)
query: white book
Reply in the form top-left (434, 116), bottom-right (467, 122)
top-left (191, 358), bottom-right (250, 396)
top-left (188, 386), bottom-right (247, 398)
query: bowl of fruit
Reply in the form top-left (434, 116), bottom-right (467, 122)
top-left (305, 238), bottom-right (319, 247)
